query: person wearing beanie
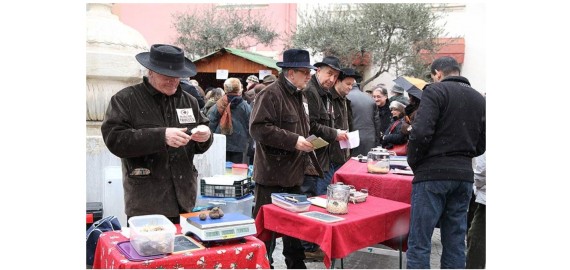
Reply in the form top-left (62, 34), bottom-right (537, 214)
top-left (244, 75), bottom-right (260, 104)
top-left (388, 84), bottom-right (409, 106)
top-left (380, 100), bottom-right (408, 149)
top-left (208, 77), bottom-right (252, 164)
top-left (401, 85), bottom-right (424, 135)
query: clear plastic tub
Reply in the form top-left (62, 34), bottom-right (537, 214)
top-left (128, 214), bottom-right (176, 256)
top-left (195, 194), bottom-right (254, 217)
top-left (271, 193), bottom-right (311, 212)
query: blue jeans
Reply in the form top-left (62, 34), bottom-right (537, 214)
top-left (315, 162), bottom-right (339, 195)
top-left (301, 162), bottom-right (339, 196)
top-left (406, 180), bottom-right (473, 269)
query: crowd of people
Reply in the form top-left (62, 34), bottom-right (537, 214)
top-left (101, 44), bottom-right (486, 269)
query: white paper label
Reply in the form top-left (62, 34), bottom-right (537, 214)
top-left (177, 108), bottom-right (196, 124)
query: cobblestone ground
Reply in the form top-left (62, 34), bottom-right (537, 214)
top-left (271, 229), bottom-right (443, 269)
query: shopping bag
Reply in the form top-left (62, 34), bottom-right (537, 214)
top-left (86, 215), bottom-right (122, 265)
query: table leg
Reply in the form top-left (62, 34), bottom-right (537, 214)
top-left (329, 258), bottom-right (344, 269)
top-left (268, 231), bottom-right (276, 266)
top-left (399, 235), bottom-right (403, 269)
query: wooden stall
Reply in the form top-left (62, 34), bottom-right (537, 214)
top-left (191, 48), bottom-right (281, 90)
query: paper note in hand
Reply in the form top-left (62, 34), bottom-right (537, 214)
top-left (306, 135), bottom-right (329, 149)
top-left (339, 130), bottom-right (360, 149)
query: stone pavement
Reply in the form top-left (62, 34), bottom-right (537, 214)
top-left (271, 228), bottom-right (443, 269)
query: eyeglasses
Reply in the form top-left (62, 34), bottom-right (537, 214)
top-left (293, 69), bottom-right (311, 76)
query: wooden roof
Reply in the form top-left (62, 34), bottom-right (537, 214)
top-left (192, 48), bottom-right (281, 74)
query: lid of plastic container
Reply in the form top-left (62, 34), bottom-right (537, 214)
top-left (232, 163), bottom-right (248, 169)
top-left (202, 174), bottom-right (247, 185)
top-left (225, 162), bottom-right (234, 168)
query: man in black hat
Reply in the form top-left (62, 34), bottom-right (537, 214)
top-left (300, 55), bottom-right (349, 259)
top-left (329, 68), bottom-right (360, 166)
top-left (250, 48), bottom-right (323, 269)
top-left (101, 44), bottom-right (213, 225)
top-left (302, 56), bottom-right (349, 194)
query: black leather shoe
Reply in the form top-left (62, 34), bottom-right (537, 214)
top-left (304, 249), bottom-right (325, 261)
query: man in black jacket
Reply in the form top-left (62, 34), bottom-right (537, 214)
top-left (406, 56), bottom-right (486, 269)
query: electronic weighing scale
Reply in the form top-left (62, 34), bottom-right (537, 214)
top-left (180, 213), bottom-right (256, 246)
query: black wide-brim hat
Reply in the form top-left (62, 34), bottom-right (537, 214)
top-left (339, 68), bottom-right (361, 80)
top-left (314, 56), bottom-right (342, 71)
top-left (136, 44), bottom-right (197, 77)
top-left (276, 49), bottom-right (316, 69)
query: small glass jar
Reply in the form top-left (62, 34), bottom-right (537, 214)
top-left (326, 184), bottom-right (350, 214)
top-left (367, 147), bottom-right (390, 174)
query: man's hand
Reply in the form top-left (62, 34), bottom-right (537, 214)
top-left (336, 129), bottom-right (349, 141)
top-left (295, 136), bottom-right (315, 152)
top-left (165, 128), bottom-right (191, 148)
top-left (190, 125), bottom-right (211, 143)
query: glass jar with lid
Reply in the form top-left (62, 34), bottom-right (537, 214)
top-left (367, 147), bottom-right (390, 174)
top-left (326, 184), bottom-right (350, 214)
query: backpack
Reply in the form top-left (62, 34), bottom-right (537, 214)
top-left (86, 215), bottom-right (122, 265)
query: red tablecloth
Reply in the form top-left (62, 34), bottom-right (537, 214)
top-left (255, 195), bottom-right (410, 268)
top-left (333, 159), bottom-right (413, 204)
top-left (93, 225), bottom-right (270, 269)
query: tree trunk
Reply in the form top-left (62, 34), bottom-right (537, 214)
top-left (360, 69), bottom-right (384, 90)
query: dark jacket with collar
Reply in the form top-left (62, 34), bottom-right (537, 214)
top-left (329, 86), bottom-right (353, 166)
top-left (375, 102), bottom-right (392, 145)
top-left (382, 116), bottom-right (407, 149)
top-left (101, 76), bottom-right (213, 217)
top-left (407, 75), bottom-right (485, 183)
top-left (303, 75), bottom-right (338, 171)
top-left (250, 73), bottom-right (323, 187)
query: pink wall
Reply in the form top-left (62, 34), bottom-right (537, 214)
top-left (112, 3), bottom-right (296, 57)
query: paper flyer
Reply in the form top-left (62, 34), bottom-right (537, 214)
top-left (306, 135), bottom-right (329, 149)
top-left (339, 130), bottom-right (360, 149)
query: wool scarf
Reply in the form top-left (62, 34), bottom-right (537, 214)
top-left (216, 93), bottom-right (241, 135)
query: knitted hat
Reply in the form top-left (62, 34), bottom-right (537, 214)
top-left (389, 101), bottom-right (406, 112)
top-left (391, 84), bottom-right (405, 94)
top-left (247, 75), bottom-right (259, 83)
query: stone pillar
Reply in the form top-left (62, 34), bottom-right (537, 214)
top-left (86, 3), bottom-right (148, 223)
top-left (86, 3), bottom-right (148, 128)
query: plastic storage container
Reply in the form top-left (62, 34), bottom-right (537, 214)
top-left (128, 215), bottom-right (176, 256)
top-left (225, 162), bottom-right (233, 175)
top-left (200, 175), bottom-right (253, 198)
top-left (231, 163), bottom-right (249, 176)
top-left (271, 193), bottom-right (311, 212)
top-left (195, 194), bottom-right (254, 217)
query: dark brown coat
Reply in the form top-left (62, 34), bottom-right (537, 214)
top-left (101, 77), bottom-right (213, 218)
top-left (303, 75), bottom-right (338, 172)
top-left (249, 73), bottom-right (322, 187)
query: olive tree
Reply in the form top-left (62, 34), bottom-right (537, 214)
top-left (172, 6), bottom-right (279, 59)
top-left (292, 3), bottom-right (450, 88)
